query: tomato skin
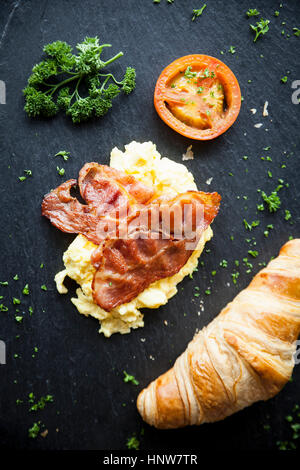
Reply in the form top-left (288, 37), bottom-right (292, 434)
top-left (154, 55), bottom-right (241, 141)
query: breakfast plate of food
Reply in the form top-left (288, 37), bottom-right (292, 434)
top-left (0, 0), bottom-right (299, 455)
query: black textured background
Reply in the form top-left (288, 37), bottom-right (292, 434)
top-left (0, 0), bottom-right (299, 451)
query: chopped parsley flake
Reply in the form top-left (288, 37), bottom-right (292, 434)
top-left (56, 166), bottom-right (65, 176)
top-left (248, 250), bottom-right (258, 258)
top-left (293, 28), bottom-right (300, 37)
top-left (184, 66), bottom-right (197, 79)
top-left (243, 219), bottom-right (260, 231)
top-left (220, 259), bottom-right (228, 268)
top-left (126, 435), bottom-right (140, 450)
top-left (29, 394), bottom-right (54, 412)
top-left (28, 421), bottom-right (41, 439)
top-left (123, 371), bottom-right (139, 385)
top-left (55, 150), bottom-right (70, 161)
top-left (192, 4), bottom-right (207, 21)
top-left (246, 9), bottom-right (260, 17)
top-left (284, 209), bottom-right (292, 221)
top-left (261, 189), bottom-right (281, 212)
top-left (22, 284), bottom-right (30, 295)
top-left (41, 284), bottom-right (47, 291)
top-left (231, 272), bottom-right (240, 284)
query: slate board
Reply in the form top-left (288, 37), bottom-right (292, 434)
top-left (0, 0), bottom-right (299, 451)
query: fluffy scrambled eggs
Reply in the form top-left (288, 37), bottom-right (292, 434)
top-left (55, 141), bottom-right (213, 337)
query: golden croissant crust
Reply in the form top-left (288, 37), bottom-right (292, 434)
top-left (137, 239), bottom-right (300, 429)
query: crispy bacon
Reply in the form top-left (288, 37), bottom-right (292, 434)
top-left (42, 164), bottom-right (156, 244)
top-left (92, 191), bottom-right (221, 310)
top-left (78, 163), bottom-right (155, 208)
top-left (41, 180), bottom-right (101, 244)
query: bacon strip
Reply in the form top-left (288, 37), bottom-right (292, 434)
top-left (42, 164), bottom-right (156, 244)
top-left (78, 163), bottom-right (155, 208)
top-left (92, 191), bottom-right (221, 310)
top-left (41, 180), bottom-right (102, 244)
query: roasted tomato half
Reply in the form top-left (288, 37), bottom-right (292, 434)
top-left (154, 55), bottom-right (241, 140)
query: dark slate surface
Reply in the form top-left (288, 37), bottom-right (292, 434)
top-left (0, 0), bottom-right (299, 451)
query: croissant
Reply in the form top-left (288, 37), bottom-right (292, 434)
top-left (137, 239), bottom-right (300, 429)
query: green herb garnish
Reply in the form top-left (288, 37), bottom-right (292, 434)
top-left (123, 371), bottom-right (139, 385)
top-left (248, 250), bottom-right (258, 258)
top-left (23, 37), bottom-right (136, 123)
top-left (243, 219), bottom-right (260, 231)
top-left (23, 284), bottom-right (30, 295)
top-left (126, 435), bottom-right (140, 450)
top-left (250, 18), bottom-right (270, 42)
top-left (184, 66), bottom-right (197, 79)
top-left (192, 4), bottom-right (207, 21)
top-left (246, 9), bottom-right (260, 18)
top-left (29, 394), bottom-right (54, 412)
top-left (293, 28), bottom-right (300, 37)
top-left (55, 150), bottom-right (70, 161)
top-left (28, 421), bottom-right (41, 439)
top-left (284, 209), bottom-right (291, 221)
top-left (56, 166), bottom-right (65, 176)
top-left (261, 189), bottom-right (281, 212)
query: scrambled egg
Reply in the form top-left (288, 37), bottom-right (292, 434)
top-left (55, 141), bottom-right (213, 337)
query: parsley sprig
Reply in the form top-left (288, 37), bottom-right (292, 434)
top-left (23, 37), bottom-right (136, 123)
top-left (250, 18), bottom-right (270, 42)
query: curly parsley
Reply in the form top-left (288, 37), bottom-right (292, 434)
top-left (23, 37), bottom-right (136, 123)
